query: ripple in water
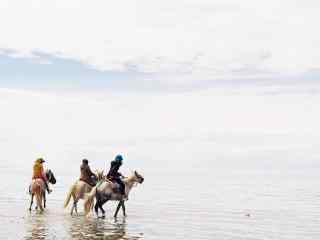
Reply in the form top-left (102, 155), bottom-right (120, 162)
top-left (24, 212), bottom-right (143, 240)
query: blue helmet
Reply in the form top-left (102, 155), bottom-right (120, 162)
top-left (115, 154), bottom-right (123, 162)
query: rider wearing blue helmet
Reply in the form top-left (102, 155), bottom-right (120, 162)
top-left (107, 154), bottom-right (126, 197)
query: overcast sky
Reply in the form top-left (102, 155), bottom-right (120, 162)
top-left (0, 1), bottom-right (319, 169)
top-left (0, 0), bottom-right (319, 91)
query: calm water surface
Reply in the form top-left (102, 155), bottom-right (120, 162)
top-left (1, 159), bottom-right (320, 239)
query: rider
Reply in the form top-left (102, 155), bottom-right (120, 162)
top-left (32, 158), bottom-right (52, 194)
top-left (80, 159), bottom-right (97, 187)
top-left (107, 154), bottom-right (126, 198)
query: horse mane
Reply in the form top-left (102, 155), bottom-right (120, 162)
top-left (123, 174), bottom-right (135, 183)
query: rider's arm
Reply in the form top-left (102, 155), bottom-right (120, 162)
top-left (108, 162), bottom-right (116, 175)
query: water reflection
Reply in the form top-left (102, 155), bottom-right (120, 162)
top-left (24, 210), bottom-right (142, 240)
top-left (67, 216), bottom-right (139, 240)
top-left (25, 214), bottom-right (48, 240)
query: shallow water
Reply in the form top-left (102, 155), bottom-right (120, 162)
top-left (23, 212), bottom-right (143, 240)
top-left (2, 161), bottom-right (320, 240)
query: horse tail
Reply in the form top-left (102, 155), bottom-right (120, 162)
top-left (84, 186), bottom-right (97, 216)
top-left (64, 183), bottom-right (76, 208)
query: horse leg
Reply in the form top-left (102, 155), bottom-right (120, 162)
top-left (69, 194), bottom-right (77, 215)
top-left (70, 203), bottom-right (74, 215)
top-left (99, 205), bottom-right (105, 218)
top-left (43, 192), bottom-right (46, 209)
top-left (114, 201), bottom-right (122, 218)
top-left (29, 194), bottom-right (34, 211)
top-left (70, 198), bottom-right (75, 216)
top-left (99, 199), bottom-right (108, 218)
top-left (71, 199), bottom-right (78, 216)
top-left (36, 193), bottom-right (44, 212)
top-left (121, 201), bottom-right (126, 217)
top-left (40, 194), bottom-right (44, 212)
top-left (74, 200), bottom-right (79, 215)
top-left (94, 201), bottom-right (100, 217)
top-left (93, 192), bottom-right (100, 217)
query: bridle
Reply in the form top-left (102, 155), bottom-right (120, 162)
top-left (134, 171), bottom-right (144, 184)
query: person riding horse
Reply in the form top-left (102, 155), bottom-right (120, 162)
top-left (80, 159), bottom-right (97, 187)
top-left (32, 158), bottom-right (51, 194)
top-left (107, 155), bottom-right (126, 198)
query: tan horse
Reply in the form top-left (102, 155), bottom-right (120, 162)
top-left (84, 171), bottom-right (144, 218)
top-left (64, 170), bottom-right (104, 215)
top-left (29, 169), bottom-right (56, 212)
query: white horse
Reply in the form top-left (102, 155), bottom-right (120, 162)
top-left (64, 170), bottom-right (104, 215)
top-left (29, 169), bottom-right (56, 212)
top-left (84, 171), bottom-right (144, 218)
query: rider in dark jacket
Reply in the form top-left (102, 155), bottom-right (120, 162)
top-left (107, 155), bottom-right (125, 196)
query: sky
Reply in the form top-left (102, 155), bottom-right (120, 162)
top-left (0, 1), bottom-right (319, 171)
top-left (0, 0), bottom-right (320, 91)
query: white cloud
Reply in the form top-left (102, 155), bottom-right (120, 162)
top-left (0, 0), bottom-right (319, 80)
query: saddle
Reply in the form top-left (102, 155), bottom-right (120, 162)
top-left (79, 178), bottom-right (96, 187)
top-left (105, 178), bottom-right (122, 194)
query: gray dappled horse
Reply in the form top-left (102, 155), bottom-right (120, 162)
top-left (84, 171), bottom-right (144, 218)
top-left (29, 169), bottom-right (56, 212)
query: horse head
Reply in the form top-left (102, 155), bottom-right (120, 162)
top-left (46, 169), bottom-right (57, 184)
top-left (134, 171), bottom-right (144, 184)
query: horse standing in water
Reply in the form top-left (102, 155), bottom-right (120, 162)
top-left (84, 171), bottom-right (144, 218)
top-left (29, 169), bottom-right (56, 212)
top-left (64, 170), bottom-right (104, 215)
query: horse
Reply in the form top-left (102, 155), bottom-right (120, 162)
top-left (83, 171), bottom-right (144, 218)
top-left (64, 170), bottom-right (104, 215)
top-left (29, 169), bottom-right (56, 212)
